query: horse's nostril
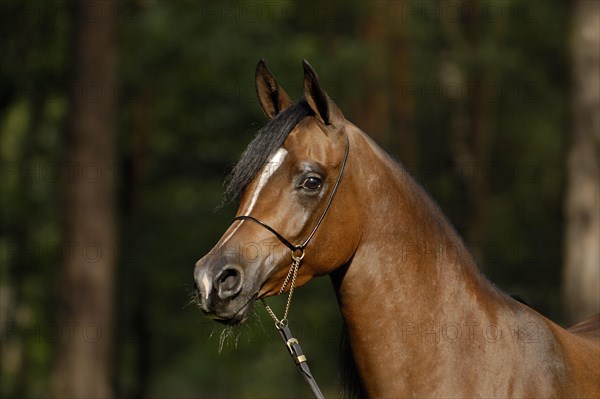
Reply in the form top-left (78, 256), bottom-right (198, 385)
top-left (219, 269), bottom-right (238, 291)
top-left (215, 266), bottom-right (243, 299)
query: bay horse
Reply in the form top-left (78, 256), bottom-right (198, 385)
top-left (194, 60), bottom-right (600, 398)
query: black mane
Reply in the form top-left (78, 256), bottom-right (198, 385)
top-left (222, 100), bottom-right (313, 204)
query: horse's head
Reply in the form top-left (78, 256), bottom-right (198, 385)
top-left (194, 60), bottom-right (361, 324)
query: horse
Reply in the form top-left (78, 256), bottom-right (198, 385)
top-left (194, 60), bottom-right (600, 398)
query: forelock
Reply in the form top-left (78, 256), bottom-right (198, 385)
top-left (221, 100), bottom-right (313, 205)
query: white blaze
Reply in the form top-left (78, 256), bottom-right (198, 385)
top-left (220, 147), bottom-right (288, 247)
top-left (201, 273), bottom-right (211, 300)
top-left (243, 147), bottom-right (288, 215)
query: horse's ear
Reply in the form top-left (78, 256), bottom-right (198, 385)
top-left (255, 59), bottom-right (292, 119)
top-left (302, 60), bottom-right (343, 127)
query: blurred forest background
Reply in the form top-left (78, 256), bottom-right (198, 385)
top-left (1, 0), bottom-right (598, 398)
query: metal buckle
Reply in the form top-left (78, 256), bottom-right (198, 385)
top-left (286, 338), bottom-right (307, 364)
top-left (286, 338), bottom-right (298, 355)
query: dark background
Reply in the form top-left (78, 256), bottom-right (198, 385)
top-left (1, 1), bottom-right (598, 398)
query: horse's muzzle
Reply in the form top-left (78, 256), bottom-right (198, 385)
top-left (193, 255), bottom-right (254, 324)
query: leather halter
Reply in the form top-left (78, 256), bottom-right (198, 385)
top-left (233, 134), bottom-right (350, 253)
top-left (229, 134), bottom-right (349, 399)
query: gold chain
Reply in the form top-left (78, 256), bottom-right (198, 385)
top-left (261, 249), bottom-right (305, 328)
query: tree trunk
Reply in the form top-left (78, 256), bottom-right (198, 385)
top-left (352, 2), bottom-right (390, 145)
top-left (563, 0), bottom-right (600, 324)
top-left (443, 0), bottom-right (490, 256)
top-left (352, 1), bottom-right (417, 166)
top-left (52, 1), bottom-right (117, 397)
top-left (389, 2), bottom-right (418, 171)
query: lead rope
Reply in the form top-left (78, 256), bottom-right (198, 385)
top-left (261, 248), bottom-right (325, 399)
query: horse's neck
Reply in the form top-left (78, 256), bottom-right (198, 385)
top-left (336, 124), bottom-right (504, 322)
top-left (333, 125), bottom-right (549, 396)
top-left (331, 124), bottom-right (599, 399)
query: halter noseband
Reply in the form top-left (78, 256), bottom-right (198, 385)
top-left (232, 134), bottom-right (350, 255)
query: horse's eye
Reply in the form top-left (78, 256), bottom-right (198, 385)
top-left (299, 176), bottom-right (322, 191)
